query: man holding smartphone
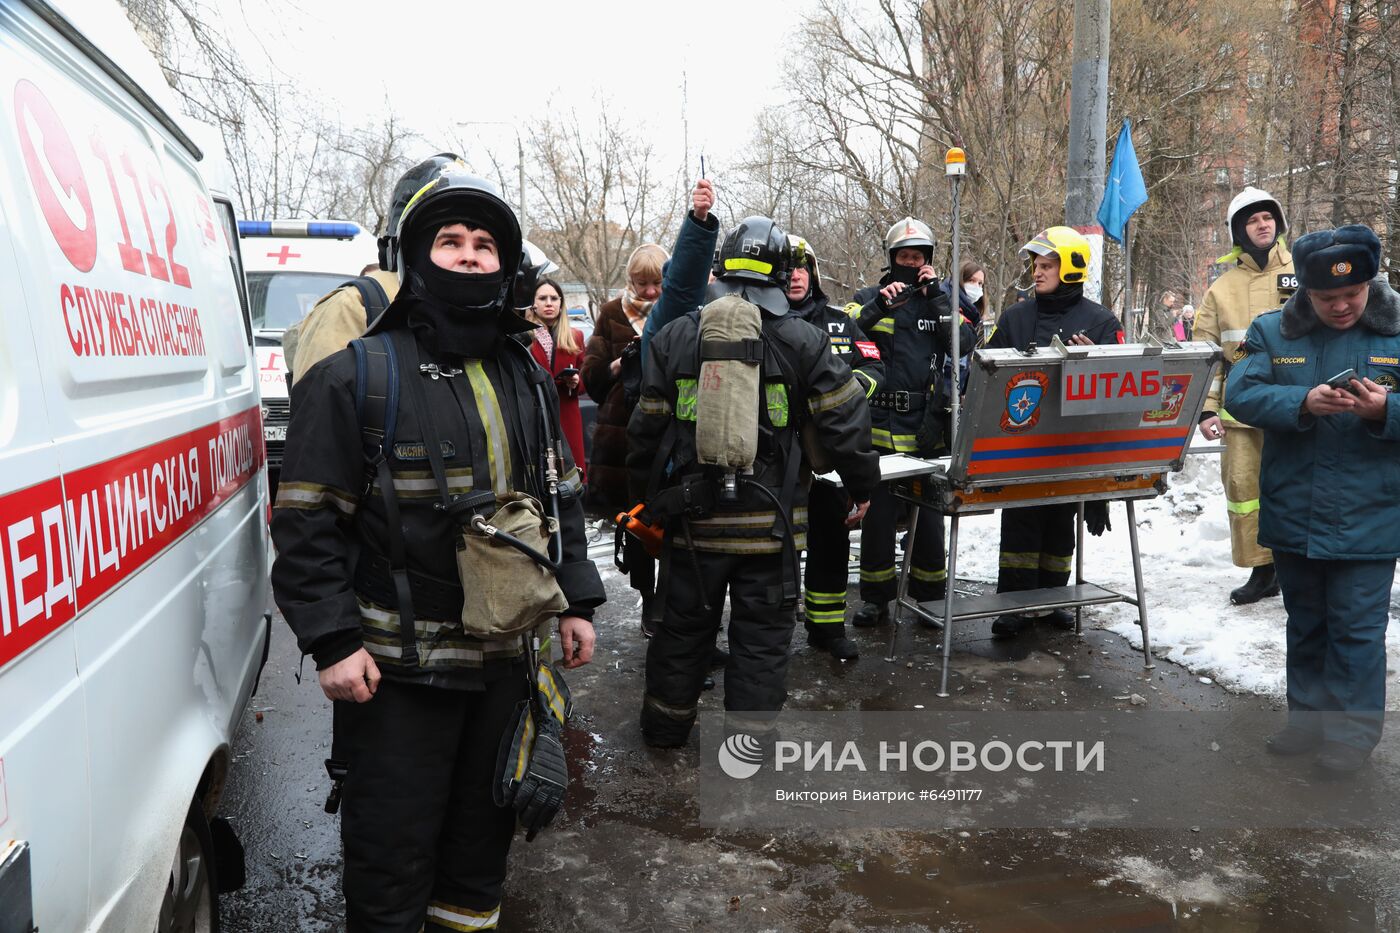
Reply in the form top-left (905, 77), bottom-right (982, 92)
top-left (1227, 224), bottom-right (1400, 775)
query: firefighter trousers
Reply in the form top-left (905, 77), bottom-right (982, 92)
top-left (859, 480), bottom-right (946, 604)
top-left (1221, 424), bottom-right (1272, 568)
top-left (804, 482), bottom-right (852, 640)
top-left (642, 549), bottom-right (794, 746)
top-left (997, 503), bottom-right (1077, 593)
top-left (335, 674), bottom-right (528, 932)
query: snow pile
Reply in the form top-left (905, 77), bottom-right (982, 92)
top-left (947, 452), bottom-right (1400, 703)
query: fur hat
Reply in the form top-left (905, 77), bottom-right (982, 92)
top-left (1293, 225), bottom-right (1381, 290)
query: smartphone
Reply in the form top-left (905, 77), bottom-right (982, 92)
top-left (1326, 368), bottom-right (1360, 392)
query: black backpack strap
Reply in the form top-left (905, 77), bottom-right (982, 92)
top-left (344, 275), bottom-right (391, 329)
top-left (350, 333), bottom-right (418, 666)
top-left (761, 334), bottom-right (806, 608)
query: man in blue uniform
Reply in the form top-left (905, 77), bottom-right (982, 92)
top-left (1227, 224), bottom-right (1400, 776)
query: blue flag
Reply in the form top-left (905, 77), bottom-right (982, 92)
top-left (1097, 119), bottom-right (1148, 244)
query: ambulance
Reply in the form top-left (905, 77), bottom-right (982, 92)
top-left (0, 1), bottom-right (270, 930)
top-left (238, 219), bottom-right (379, 478)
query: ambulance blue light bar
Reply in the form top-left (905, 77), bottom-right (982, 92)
top-left (237, 220), bottom-right (362, 238)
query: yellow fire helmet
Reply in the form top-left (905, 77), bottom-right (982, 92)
top-left (1020, 225), bottom-right (1091, 284)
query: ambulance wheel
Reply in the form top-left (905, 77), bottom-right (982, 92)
top-left (155, 799), bottom-right (220, 933)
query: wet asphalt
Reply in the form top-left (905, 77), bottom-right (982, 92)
top-left (219, 549), bottom-right (1400, 932)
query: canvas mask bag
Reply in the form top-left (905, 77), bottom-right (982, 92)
top-left (399, 335), bottom-right (567, 639)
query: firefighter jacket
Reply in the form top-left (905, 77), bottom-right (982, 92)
top-left (270, 310), bottom-right (605, 689)
top-left (1226, 280), bottom-right (1400, 560)
top-left (1194, 240), bottom-right (1294, 423)
top-left (847, 276), bottom-right (977, 453)
top-left (790, 284), bottom-right (884, 400)
top-left (626, 309), bottom-right (880, 554)
top-left (986, 288), bottom-right (1123, 352)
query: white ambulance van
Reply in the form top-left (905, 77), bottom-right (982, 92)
top-left (0, 1), bottom-right (270, 930)
top-left (238, 220), bottom-right (378, 476)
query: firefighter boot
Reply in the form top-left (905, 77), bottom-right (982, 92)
top-left (808, 627), bottom-right (859, 661)
top-left (1230, 563), bottom-right (1279, 605)
top-left (852, 601), bottom-right (891, 628)
top-left (991, 614), bottom-right (1032, 638)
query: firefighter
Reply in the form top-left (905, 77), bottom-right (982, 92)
top-left (1194, 186), bottom-right (1294, 604)
top-left (271, 163), bottom-right (605, 931)
top-left (787, 234), bottom-right (885, 660)
top-left (846, 218), bottom-right (978, 627)
top-left (986, 226), bottom-right (1124, 637)
top-left (628, 217), bottom-right (880, 747)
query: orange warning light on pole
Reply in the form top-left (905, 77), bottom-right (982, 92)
top-left (945, 147), bottom-right (967, 176)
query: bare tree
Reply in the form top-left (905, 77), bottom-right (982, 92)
top-left (520, 105), bottom-right (681, 308)
top-left (120, 0), bottom-right (415, 230)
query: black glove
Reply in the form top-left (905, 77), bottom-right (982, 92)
top-left (1086, 499), bottom-right (1111, 537)
top-left (513, 718), bottom-right (568, 841)
top-left (494, 661), bottom-right (573, 841)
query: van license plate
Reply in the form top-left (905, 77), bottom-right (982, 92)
top-left (264, 425), bottom-right (287, 442)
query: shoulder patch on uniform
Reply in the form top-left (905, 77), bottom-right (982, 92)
top-left (854, 340), bottom-right (881, 360)
top-left (1375, 373), bottom-right (1399, 391)
top-left (1231, 344), bottom-right (1249, 363)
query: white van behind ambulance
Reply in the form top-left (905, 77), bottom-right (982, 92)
top-left (0, 1), bottom-right (269, 930)
top-left (238, 220), bottom-right (378, 477)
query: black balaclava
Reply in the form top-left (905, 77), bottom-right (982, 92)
top-left (402, 213), bottom-right (507, 358)
top-left (1231, 203), bottom-right (1280, 271)
top-left (1036, 281), bottom-right (1083, 316)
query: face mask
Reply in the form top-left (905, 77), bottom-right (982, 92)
top-left (964, 283), bottom-right (984, 303)
top-left (625, 289), bottom-right (655, 315)
top-left (889, 264), bottom-right (922, 287)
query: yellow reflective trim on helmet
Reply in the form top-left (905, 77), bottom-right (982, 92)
top-left (843, 302), bottom-right (863, 320)
top-left (725, 257), bottom-right (774, 275)
top-left (398, 177), bottom-right (443, 232)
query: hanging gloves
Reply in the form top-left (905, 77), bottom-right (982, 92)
top-left (495, 658), bottom-right (573, 841)
top-left (1086, 499), bottom-right (1112, 537)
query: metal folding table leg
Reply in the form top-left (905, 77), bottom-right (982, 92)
top-left (937, 513), bottom-right (960, 698)
top-left (1075, 502), bottom-right (1086, 634)
top-left (1124, 499), bottom-right (1156, 670)
top-left (885, 501), bottom-right (922, 662)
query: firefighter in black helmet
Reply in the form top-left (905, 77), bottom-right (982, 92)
top-left (845, 218), bottom-right (977, 628)
top-left (628, 216), bottom-right (879, 746)
top-left (272, 160), bottom-right (605, 931)
top-left (786, 234), bottom-right (884, 660)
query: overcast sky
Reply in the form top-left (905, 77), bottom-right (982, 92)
top-left (217, 0), bottom-right (812, 188)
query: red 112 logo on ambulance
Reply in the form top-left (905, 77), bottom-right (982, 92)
top-left (14, 79), bottom-right (97, 271)
top-left (14, 79), bottom-right (191, 287)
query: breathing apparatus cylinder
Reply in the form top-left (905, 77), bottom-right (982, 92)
top-left (694, 294), bottom-right (763, 500)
